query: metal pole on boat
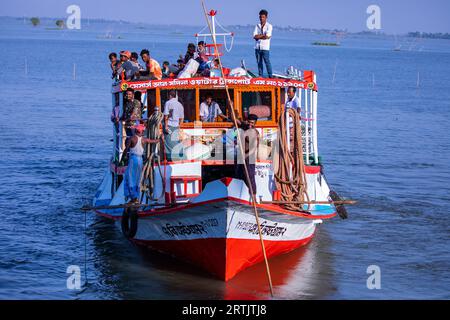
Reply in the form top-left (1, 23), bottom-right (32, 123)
top-left (312, 82), bottom-right (319, 165)
top-left (305, 88), bottom-right (310, 165)
top-left (372, 73), bottom-right (375, 88)
top-left (73, 63), bottom-right (77, 80)
top-left (201, 0), bottom-right (274, 297)
top-left (416, 71), bottom-right (420, 88)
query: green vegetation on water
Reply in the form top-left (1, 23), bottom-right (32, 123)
top-left (312, 42), bottom-right (339, 46)
top-left (30, 17), bottom-right (40, 26)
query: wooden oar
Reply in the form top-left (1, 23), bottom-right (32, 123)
top-left (261, 200), bottom-right (357, 205)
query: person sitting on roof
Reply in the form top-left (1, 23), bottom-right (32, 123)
top-left (196, 41), bottom-right (209, 72)
top-left (162, 61), bottom-right (178, 79)
top-left (200, 94), bottom-right (228, 122)
top-left (183, 43), bottom-right (197, 65)
top-left (210, 58), bottom-right (222, 77)
top-left (122, 88), bottom-right (142, 137)
top-left (139, 49), bottom-right (162, 80)
top-left (116, 50), bottom-right (140, 81)
top-left (131, 52), bottom-right (145, 72)
top-left (109, 52), bottom-right (119, 79)
top-left (123, 124), bottom-right (159, 203)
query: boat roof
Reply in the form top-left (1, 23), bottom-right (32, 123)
top-left (112, 72), bottom-right (318, 93)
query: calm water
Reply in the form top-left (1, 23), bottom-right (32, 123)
top-left (0, 17), bottom-right (449, 299)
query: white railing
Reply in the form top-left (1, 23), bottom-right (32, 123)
top-left (299, 80), bottom-right (318, 165)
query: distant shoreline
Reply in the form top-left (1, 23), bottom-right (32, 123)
top-left (1, 15), bottom-right (449, 39)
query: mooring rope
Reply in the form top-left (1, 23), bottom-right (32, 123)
top-left (140, 110), bottom-right (164, 203)
top-left (275, 108), bottom-right (310, 212)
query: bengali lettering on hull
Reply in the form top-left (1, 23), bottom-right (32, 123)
top-left (125, 199), bottom-right (316, 243)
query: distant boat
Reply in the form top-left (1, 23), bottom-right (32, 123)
top-left (312, 41), bottom-right (339, 46)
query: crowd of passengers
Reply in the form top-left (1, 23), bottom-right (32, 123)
top-left (108, 41), bottom-right (224, 81)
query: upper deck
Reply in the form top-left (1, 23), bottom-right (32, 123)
top-left (111, 71), bottom-right (318, 129)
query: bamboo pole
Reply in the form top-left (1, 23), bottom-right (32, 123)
top-left (201, 0), bottom-right (274, 297)
top-left (81, 202), bottom-right (154, 211)
top-left (261, 200), bottom-right (357, 205)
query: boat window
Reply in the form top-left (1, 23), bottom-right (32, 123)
top-left (199, 89), bottom-right (234, 122)
top-left (241, 91), bottom-right (272, 121)
top-left (161, 89), bottom-right (196, 123)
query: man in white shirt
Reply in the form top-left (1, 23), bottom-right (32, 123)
top-left (163, 90), bottom-right (184, 160)
top-left (200, 95), bottom-right (228, 122)
top-left (253, 9), bottom-right (273, 78)
top-left (285, 86), bottom-right (301, 113)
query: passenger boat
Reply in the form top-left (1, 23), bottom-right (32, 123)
top-left (92, 10), bottom-right (344, 282)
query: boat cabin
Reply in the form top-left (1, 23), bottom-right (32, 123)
top-left (109, 72), bottom-right (320, 203)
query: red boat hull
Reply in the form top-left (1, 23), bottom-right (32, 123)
top-left (133, 234), bottom-right (314, 281)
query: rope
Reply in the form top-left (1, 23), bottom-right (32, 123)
top-left (201, 0), bottom-right (274, 297)
top-left (140, 110), bottom-right (164, 203)
top-left (215, 19), bottom-right (234, 52)
top-left (274, 108), bottom-right (310, 212)
top-left (223, 34), bottom-right (234, 52)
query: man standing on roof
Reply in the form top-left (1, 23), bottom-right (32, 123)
top-left (253, 9), bottom-right (273, 78)
top-left (139, 49), bottom-right (162, 80)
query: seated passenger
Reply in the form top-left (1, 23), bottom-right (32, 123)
top-left (210, 59), bottom-right (223, 77)
top-left (139, 49), bottom-right (162, 80)
top-left (200, 95), bottom-right (228, 122)
top-left (196, 41), bottom-right (209, 72)
top-left (162, 61), bottom-right (178, 78)
top-left (116, 51), bottom-right (140, 80)
top-left (131, 52), bottom-right (145, 72)
top-left (183, 43), bottom-right (197, 65)
top-left (109, 52), bottom-right (119, 79)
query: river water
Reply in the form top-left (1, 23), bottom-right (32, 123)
top-left (0, 17), bottom-right (449, 299)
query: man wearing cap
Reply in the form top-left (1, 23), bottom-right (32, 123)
top-left (116, 50), bottom-right (140, 80)
top-left (123, 124), bottom-right (159, 203)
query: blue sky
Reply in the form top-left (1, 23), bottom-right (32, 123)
top-left (2, 0), bottom-right (449, 33)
